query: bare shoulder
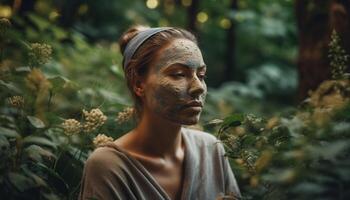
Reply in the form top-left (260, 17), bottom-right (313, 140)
top-left (113, 131), bottom-right (134, 150)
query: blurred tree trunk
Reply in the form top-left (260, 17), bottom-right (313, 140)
top-left (57, 0), bottom-right (83, 27)
top-left (225, 0), bottom-right (238, 82)
top-left (295, 0), bottom-right (350, 101)
top-left (14, 0), bottom-right (35, 16)
top-left (13, 0), bottom-right (35, 16)
top-left (187, 0), bottom-right (199, 34)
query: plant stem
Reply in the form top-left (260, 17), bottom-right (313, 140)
top-left (47, 90), bottom-right (53, 111)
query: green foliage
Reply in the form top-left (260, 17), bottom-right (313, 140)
top-left (210, 80), bottom-right (350, 200)
top-left (202, 63), bottom-right (297, 123)
top-left (0, 16), bottom-right (135, 199)
top-left (1, 1), bottom-right (346, 199)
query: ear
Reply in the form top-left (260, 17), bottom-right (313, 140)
top-left (133, 79), bottom-right (145, 98)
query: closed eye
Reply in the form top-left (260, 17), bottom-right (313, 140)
top-left (171, 73), bottom-right (186, 78)
top-left (197, 73), bottom-right (207, 80)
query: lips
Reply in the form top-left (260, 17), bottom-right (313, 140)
top-left (184, 101), bottom-right (203, 108)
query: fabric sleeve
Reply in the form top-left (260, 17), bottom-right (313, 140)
top-left (79, 149), bottom-right (135, 200)
top-left (217, 142), bottom-right (242, 199)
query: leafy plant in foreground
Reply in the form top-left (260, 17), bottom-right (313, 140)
top-left (209, 32), bottom-right (350, 199)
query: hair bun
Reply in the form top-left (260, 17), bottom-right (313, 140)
top-left (118, 25), bottom-right (150, 55)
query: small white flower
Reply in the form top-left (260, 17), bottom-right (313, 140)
top-left (7, 96), bottom-right (24, 108)
top-left (82, 108), bottom-right (107, 133)
top-left (62, 119), bottom-right (81, 136)
top-left (93, 134), bottom-right (114, 147)
top-left (116, 107), bottom-right (134, 124)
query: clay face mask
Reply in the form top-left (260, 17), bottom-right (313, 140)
top-left (154, 39), bottom-right (206, 70)
top-left (144, 39), bottom-right (207, 125)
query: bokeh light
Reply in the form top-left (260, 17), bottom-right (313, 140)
top-left (181, 0), bottom-right (192, 7)
top-left (0, 6), bottom-right (12, 18)
top-left (197, 11), bottom-right (208, 23)
top-left (78, 4), bottom-right (89, 15)
top-left (219, 18), bottom-right (231, 29)
top-left (146, 0), bottom-right (159, 9)
top-left (49, 11), bottom-right (60, 21)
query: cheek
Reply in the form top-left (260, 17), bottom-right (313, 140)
top-left (199, 82), bottom-right (207, 101)
top-left (153, 79), bottom-right (187, 103)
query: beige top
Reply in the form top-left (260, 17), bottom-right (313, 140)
top-left (79, 128), bottom-right (241, 200)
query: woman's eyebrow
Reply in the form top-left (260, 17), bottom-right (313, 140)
top-left (166, 63), bottom-right (207, 70)
top-left (162, 63), bottom-right (188, 72)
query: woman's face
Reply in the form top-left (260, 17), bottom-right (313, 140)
top-left (141, 38), bottom-right (207, 125)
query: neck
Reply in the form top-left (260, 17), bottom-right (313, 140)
top-left (132, 109), bottom-right (183, 159)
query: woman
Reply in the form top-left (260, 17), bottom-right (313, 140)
top-left (79, 26), bottom-right (241, 200)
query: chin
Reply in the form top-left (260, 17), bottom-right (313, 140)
top-left (181, 117), bottom-right (200, 125)
top-left (170, 114), bottom-right (201, 125)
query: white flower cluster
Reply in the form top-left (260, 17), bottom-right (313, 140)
top-left (328, 30), bottom-right (349, 79)
top-left (83, 108), bottom-right (107, 133)
top-left (116, 107), bottom-right (134, 124)
top-left (7, 96), bottom-right (24, 108)
top-left (29, 43), bottom-right (53, 66)
top-left (93, 133), bottom-right (114, 147)
top-left (62, 119), bottom-right (81, 136)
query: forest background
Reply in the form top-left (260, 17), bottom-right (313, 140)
top-left (0, 0), bottom-right (350, 199)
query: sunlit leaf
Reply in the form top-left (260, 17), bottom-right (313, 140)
top-left (109, 64), bottom-right (124, 78)
top-left (48, 76), bottom-right (69, 93)
top-left (222, 113), bottom-right (244, 128)
top-left (0, 126), bottom-right (20, 137)
top-left (205, 119), bottom-right (224, 126)
top-left (23, 136), bottom-right (57, 149)
top-left (52, 26), bottom-right (68, 40)
top-left (15, 66), bottom-right (31, 72)
top-left (27, 116), bottom-right (45, 128)
top-left (23, 144), bottom-right (56, 163)
top-left (0, 80), bottom-right (21, 93)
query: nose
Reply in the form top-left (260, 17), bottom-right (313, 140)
top-left (188, 76), bottom-right (206, 98)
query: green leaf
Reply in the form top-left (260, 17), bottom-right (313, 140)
top-left (109, 64), bottom-right (124, 78)
top-left (42, 193), bottom-right (61, 200)
top-left (98, 89), bottom-right (129, 104)
top-left (36, 162), bottom-right (69, 196)
top-left (52, 26), bottom-right (68, 40)
top-left (21, 165), bottom-right (47, 187)
top-left (0, 80), bottom-right (21, 93)
top-left (23, 145), bottom-right (56, 163)
top-left (241, 135), bottom-right (257, 147)
top-left (27, 116), bottom-right (45, 128)
top-left (292, 182), bottom-right (326, 195)
top-left (308, 140), bottom-right (350, 161)
top-left (205, 119), bottom-right (224, 127)
top-left (0, 126), bottom-right (20, 137)
top-left (222, 114), bottom-right (244, 128)
top-left (263, 169), bottom-right (297, 183)
top-left (7, 172), bottom-right (37, 192)
top-left (23, 136), bottom-right (57, 149)
top-left (15, 66), bottom-right (31, 73)
top-left (0, 135), bottom-right (10, 151)
top-left (48, 76), bottom-right (69, 93)
top-left (28, 14), bottom-right (50, 31)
